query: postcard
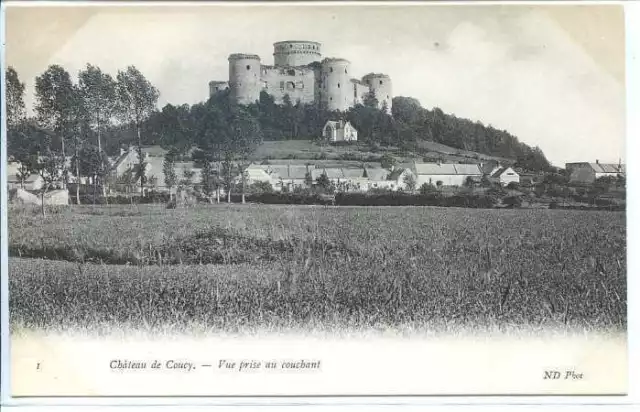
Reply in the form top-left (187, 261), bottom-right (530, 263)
top-left (1, 0), bottom-right (633, 404)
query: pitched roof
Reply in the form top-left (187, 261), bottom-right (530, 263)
top-left (411, 162), bottom-right (483, 176)
top-left (590, 163), bottom-right (625, 174)
top-left (453, 164), bottom-right (483, 175)
top-left (7, 173), bottom-right (41, 183)
top-left (342, 168), bottom-right (366, 179)
top-left (324, 120), bottom-right (352, 130)
top-left (387, 168), bottom-right (407, 180)
top-left (490, 167), bottom-right (508, 178)
top-left (364, 168), bottom-right (388, 181)
top-left (260, 164), bottom-right (312, 180)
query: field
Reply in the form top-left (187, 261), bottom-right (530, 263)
top-left (8, 204), bottom-right (627, 336)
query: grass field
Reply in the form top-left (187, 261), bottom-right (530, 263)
top-left (8, 204), bottom-right (627, 335)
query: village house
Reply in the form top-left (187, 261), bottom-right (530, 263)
top-left (405, 161), bottom-right (484, 187)
top-left (364, 168), bottom-right (392, 191)
top-left (322, 120), bottom-right (358, 142)
top-left (6, 161), bottom-right (44, 191)
top-left (488, 166), bottom-right (520, 186)
top-left (565, 160), bottom-right (625, 184)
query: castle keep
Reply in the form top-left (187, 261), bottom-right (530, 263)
top-left (209, 40), bottom-right (392, 113)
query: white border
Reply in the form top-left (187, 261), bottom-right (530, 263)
top-left (1, 0), bottom-right (638, 410)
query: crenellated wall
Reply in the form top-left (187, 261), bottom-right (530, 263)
top-left (273, 40), bottom-right (322, 67)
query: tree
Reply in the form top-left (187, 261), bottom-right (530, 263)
top-left (419, 182), bottom-right (437, 194)
top-left (380, 154), bottom-right (396, 171)
top-left (34, 147), bottom-right (66, 217)
top-left (403, 173), bottom-right (417, 192)
top-left (200, 160), bottom-right (221, 203)
top-left (162, 152), bottom-right (178, 198)
top-left (116, 66), bottom-right (160, 195)
top-left (181, 168), bottom-right (195, 187)
top-left (78, 64), bottom-right (117, 153)
top-left (71, 145), bottom-right (110, 203)
top-left (68, 84), bottom-right (90, 205)
top-left (6, 67), bottom-right (26, 129)
top-left (315, 172), bottom-right (334, 194)
top-left (34, 65), bottom-right (78, 187)
top-left (34, 65), bottom-right (76, 156)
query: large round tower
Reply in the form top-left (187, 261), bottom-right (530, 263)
top-left (362, 73), bottom-right (393, 113)
top-left (273, 41), bottom-right (322, 67)
top-left (321, 58), bottom-right (351, 112)
top-left (228, 53), bottom-right (261, 105)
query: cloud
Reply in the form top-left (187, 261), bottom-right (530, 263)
top-left (5, 4), bottom-right (625, 166)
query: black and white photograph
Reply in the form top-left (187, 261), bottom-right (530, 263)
top-left (1, 1), bottom-right (632, 400)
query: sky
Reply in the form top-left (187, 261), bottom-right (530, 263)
top-left (4, 3), bottom-right (627, 167)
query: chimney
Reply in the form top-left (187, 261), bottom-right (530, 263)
top-left (596, 159), bottom-right (599, 164)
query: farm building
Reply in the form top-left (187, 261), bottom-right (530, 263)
top-left (322, 120), bottom-right (358, 142)
top-left (8, 188), bottom-right (68, 206)
top-left (405, 162), bottom-right (484, 187)
top-left (6, 161), bottom-right (44, 191)
top-left (565, 160), bottom-right (625, 184)
top-left (109, 147), bottom-right (202, 193)
top-left (7, 173), bottom-right (44, 191)
top-left (310, 167), bottom-right (369, 191)
top-left (364, 168), bottom-right (394, 190)
top-left (488, 166), bottom-right (520, 186)
top-left (385, 167), bottom-right (412, 191)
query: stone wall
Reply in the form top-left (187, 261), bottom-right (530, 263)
top-left (261, 66), bottom-right (316, 105)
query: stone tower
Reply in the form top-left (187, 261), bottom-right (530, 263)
top-left (209, 81), bottom-right (229, 96)
top-left (321, 58), bottom-right (352, 112)
top-left (362, 73), bottom-right (393, 113)
top-left (228, 53), bottom-right (262, 105)
top-left (273, 40), bottom-right (322, 67)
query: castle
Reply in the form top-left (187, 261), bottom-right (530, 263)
top-left (208, 40), bottom-right (392, 113)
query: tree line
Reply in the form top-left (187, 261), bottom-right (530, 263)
top-left (6, 63), bottom-right (552, 210)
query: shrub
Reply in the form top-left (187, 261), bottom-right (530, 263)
top-left (503, 195), bottom-right (523, 208)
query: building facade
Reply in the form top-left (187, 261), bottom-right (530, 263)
top-left (209, 40), bottom-right (392, 113)
top-left (323, 120), bottom-right (358, 142)
top-left (565, 161), bottom-right (626, 184)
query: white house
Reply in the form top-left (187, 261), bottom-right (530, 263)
top-left (323, 120), bottom-right (358, 142)
top-left (407, 162), bottom-right (484, 187)
top-left (489, 166), bottom-right (520, 186)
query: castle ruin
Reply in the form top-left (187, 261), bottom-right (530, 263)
top-left (208, 40), bottom-right (392, 113)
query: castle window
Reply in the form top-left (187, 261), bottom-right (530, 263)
top-left (330, 97), bottom-right (333, 101)
top-left (246, 65), bottom-right (251, 70)
top-left (337, 83), bottom-right (340, 88)
top-left (379, 80), bottom-right (383, 85)
top-left (345, 68), bottom-right (347, 74)
top-left (386, 95), bottom-right (389, 99)
top-left (287, 69), bottom-right (295, 76)
top-left (330, 67), bottom-right (333, 73)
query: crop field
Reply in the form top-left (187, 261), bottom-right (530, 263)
top-left (8, 204), bottom-right (627, 335)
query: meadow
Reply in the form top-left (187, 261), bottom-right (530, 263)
top-left (8, 204), bottom-right (627, 335)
